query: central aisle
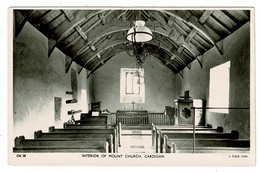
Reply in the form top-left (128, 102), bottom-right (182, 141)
top-left (118, 129), bottom-right (155, 153)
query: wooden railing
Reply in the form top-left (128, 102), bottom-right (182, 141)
top-left (108, 113), bottom-right (174, 125)
top-left (148, 113), bottom-right (172, 125)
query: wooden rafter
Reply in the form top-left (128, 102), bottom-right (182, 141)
top-left (199, 10), bottom-right (213, 24)
top-left (61, 10), bottom-right (119, 53)
top-left (162, 10), bottom-right (224, 55)
top-left (75, 25), bottom-right (88, 40)
top-left (39, 10), bottom-right (63, 27)
top-left (14, 10), bottom-right (33, 37)
top-left (65, 55), bottom-right (73, 73)
top-left (22, 9), bottom-right (251, 74)
top-left (62, 10), bottom-right (75, 21)
top-left (47, 10), bottom-right (104, 56)
top-left (71, 22), bottom-right (200, 63)
top-left (87, 39), bottom-right (183, 73)
top-left (177, 28), bottom-right (198, 53)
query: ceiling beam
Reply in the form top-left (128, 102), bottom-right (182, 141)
top-left (90, 43), bottom-right (180, 74)
top-left (48, 38), bottom-right (57, 56)
top-left (80, 31), bottom-right (190, 70)
top-left (84, 39), bottom-right (183, 73)
top-left (38, 10), bottom-right (62, 26)
top-left (65, 55), bottom-right (73, 73)
top-left (170, 19), bottom-right (210, 53)
top-left (69, 21), bottom-right (200, 62)
top-left (177, 28), bottom-right (198, 53)
top-left (162, 10), bottom-right (224, 55)
top-left (14, 10), bottom-right (33, 37)
top-left (61, 10), bottom-right (120, 52)
top-left (148, 11), bottom-right (203, 58)
top-left (199, 10), bottom-right (213, 24)
top-left (75, 25), bottom-right (88, 40)
top-left (47, 10), bottom-right (105, 57)
top-left (62, 10), bottom-right (75, 21)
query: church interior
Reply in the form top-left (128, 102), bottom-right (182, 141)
top-left (12, 9), bottom-right (251, 153)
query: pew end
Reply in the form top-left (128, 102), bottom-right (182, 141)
top-left (49, 126), bottom-right (55, 132)
top-left (118, 122), bottom-right (122, 147)
top-left (14, 136), bottom-right (25, 147)
top-left (217, 126), bottom-right (224, 132)
top-left (163, 135), bottom-right (168, 153)
top-left (34, 130), bottom-right (42, 139)
top-left (231, 130), bottom-right (239, 139)
top-left (105, 141), bottom-right (109, 153)
top-left (63, 122), bottom-right (68, 129)
top-left (151, 123), bottom-right (155, 147)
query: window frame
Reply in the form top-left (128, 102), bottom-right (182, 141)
top-left (120, 68), bottom-right (145, 103)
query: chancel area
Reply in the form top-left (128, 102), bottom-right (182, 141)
top-left (12, 9), bottom-right (251, 153)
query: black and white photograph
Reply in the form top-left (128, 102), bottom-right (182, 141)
top-left (7, 7), bottom-right (255, 166)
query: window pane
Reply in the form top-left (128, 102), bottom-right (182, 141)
top-left (133, 75), bottom-right (139, 94)
top-left (209, 61), bottom-right (230, 113)
top-left (126, 72), bottom-right (133, 94)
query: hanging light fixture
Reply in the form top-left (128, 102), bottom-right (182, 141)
top-left (126, 18), bottom-right (153, 86)
top-left (126, 20), bottom-right (153, 65)
top-left (126, 20), bottom-right (153, 43)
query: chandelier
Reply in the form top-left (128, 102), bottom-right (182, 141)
top-left (126, 20), bottom-right (153, 65)
top-left (126, 20), bottom-right (153, 43)
top-left (126, 20), bottom-right (153, 85)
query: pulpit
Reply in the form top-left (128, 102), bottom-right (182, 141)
top-left (174, 99), bottom-right (205, 126)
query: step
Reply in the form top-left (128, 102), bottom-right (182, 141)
top-left (121, 130), bottom-right (152, 135)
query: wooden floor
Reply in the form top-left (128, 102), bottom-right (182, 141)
top-left (118, 129), bottom-right (155, 153)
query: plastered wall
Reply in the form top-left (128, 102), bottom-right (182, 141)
top-left (92, 52), bottom-right (176, 113)
top-left (173, 22), bottom-right (250, 139)
top-left (13, 22), bottom-right (89, 139)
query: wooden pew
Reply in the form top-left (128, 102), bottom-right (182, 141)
top-left (64, 123), bottom-right (117, 129)
top-left (63, 122), bottom-right (121, 148)
top-left (159, 130), bottom-right (239, 153)
top-left (13, 136), bottom-right (109, 153)
top-left (76, 116), bottom-right (108, 125)
top-left (154, 127), bottom-right (224, 152)
top-left (151, 123), bottom-right (223, 148)
top-left (164, 136), bottom-right (250, 153)
top-left (34, 130), bottom-right (114, 153)
top-left (49, 126), bottom-right (119, 152)
top-left (173, 147), bottom-right (250, 153)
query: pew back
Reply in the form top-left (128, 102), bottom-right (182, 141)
top-left (48, 126), bottom-right (118, 152)
top-left (34, 131), bottom-right (114, 152)
top-left (13, 136), bottom-right (109, 153)
top-left (165, 137), bottom-right (250, 153)
top-left (158, 130), bottom-right (239, 153)
top-left (154, 129), bottom-right (223, 152)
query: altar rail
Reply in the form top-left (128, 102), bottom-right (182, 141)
top-left (108, 113), bottom-right (173, 125)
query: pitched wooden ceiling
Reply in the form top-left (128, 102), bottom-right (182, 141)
top-left (14, 9), bottom-right (250, 75)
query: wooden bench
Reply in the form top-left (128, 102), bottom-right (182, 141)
top-left (153, 127), bottom-right (224, 152)
top-left (34, 130), bottom-right (114, 152)
top-left (13, 136), bottom-right (109, 153)
top-left (64, 123), bottom-right (117, 129)
top-left (164, 137), bottom-right (250, 153)
top-left (152, 123), bottom-right (223, 147)
top-left (173, 147), bottom-right (250, 153)
top-left (158, 130), bottom-right (239, 153)
top-left (76, 116), bottom-right (108, 125)
top-left (48, 126), bottom-right (119, 152)
top-left (63, 122), bottom-right (121, 148)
